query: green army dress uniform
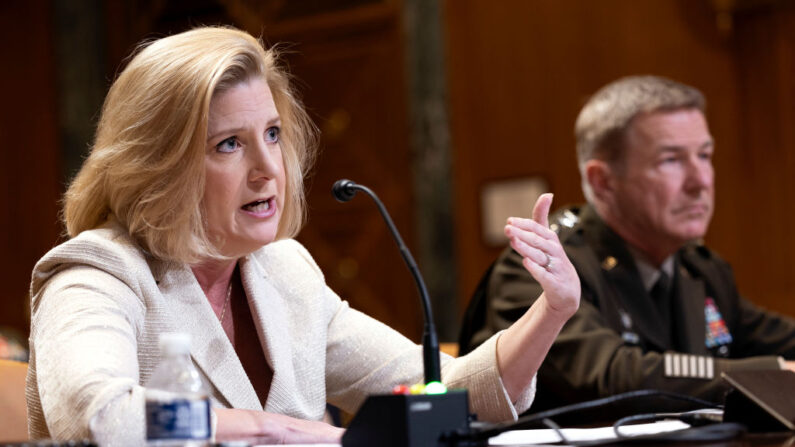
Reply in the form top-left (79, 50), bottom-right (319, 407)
top-left (460, 204), bottom-right (795, 412)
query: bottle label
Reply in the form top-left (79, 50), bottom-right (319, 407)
top-left (146, 398), bottom-right (211, 440)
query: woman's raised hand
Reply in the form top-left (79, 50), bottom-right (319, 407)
top-left (504, 193), bottom-right (580, 318)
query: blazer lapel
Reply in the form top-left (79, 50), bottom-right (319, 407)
top-left (157, 262), bottom-right (262, 410)
top-left (238, 255), bottom-right (297, 415)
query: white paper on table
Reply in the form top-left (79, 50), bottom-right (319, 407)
top-left (250, 420), bottom-right (690, 447)
top-left (489, 420), bottom-right (691, 446)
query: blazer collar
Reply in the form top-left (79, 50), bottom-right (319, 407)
top-left (156, 259), bottom-right (262, 410)
top-left (153, 252), bottom-right (305, 415)
top-left (237, 254), bottom-right (299, 415)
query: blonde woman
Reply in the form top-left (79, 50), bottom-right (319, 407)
top-left (28, 26), bottom-right (579, 445)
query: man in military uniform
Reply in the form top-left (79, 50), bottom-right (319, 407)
top-left (460, 75), bottom-right (795, 411)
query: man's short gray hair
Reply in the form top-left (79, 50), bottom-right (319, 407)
top-left (575, 75), bottom-right (706, 201)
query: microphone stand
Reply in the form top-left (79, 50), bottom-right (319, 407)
top-left (333, 179), bottom-right (441, 384)
top-left (333, 179), bottom-right (470, 447)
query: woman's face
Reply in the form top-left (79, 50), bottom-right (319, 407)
top-left (203, 78), bottom-right (285, 258)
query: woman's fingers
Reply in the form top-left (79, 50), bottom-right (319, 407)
top-left (532, 193), bottom-right (553, 228)
top-left (505, 193), bottom-right (562, 275)
top-left (523, 257), bottom-right (552, 281)
top-left (509, 237), bottom-right (549, 269)
top-left (505, 224), bottom-right (560, 256)
top-left (506, 217), bottom-right (557, 241)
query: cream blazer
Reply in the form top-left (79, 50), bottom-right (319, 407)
top-left (27, 222), bottom-right (535, 445)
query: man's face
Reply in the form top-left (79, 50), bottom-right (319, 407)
top-left (608, 108), bottom-right (714, 257)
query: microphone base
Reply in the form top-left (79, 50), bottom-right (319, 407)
top-left (342, 390), bottom-right (470, 447)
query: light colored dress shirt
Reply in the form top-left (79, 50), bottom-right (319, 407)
top-left (627, 247), bottom-right (674, 292)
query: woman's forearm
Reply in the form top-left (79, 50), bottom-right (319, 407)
top-left (496, 293), bottom-right (574, 401)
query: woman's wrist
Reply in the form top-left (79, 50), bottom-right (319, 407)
top-left (537, 292), bottom-right (578, 323)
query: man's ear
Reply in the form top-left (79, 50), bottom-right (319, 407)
top-left (585, 159), bottom-right (614, 201)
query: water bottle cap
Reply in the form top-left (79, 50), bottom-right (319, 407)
top-left (159, 332), bottom-right (191, 355)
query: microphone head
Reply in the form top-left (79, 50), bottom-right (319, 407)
top-left (332, 179), bottom-right (357, 202)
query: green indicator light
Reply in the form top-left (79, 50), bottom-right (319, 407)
top-left (424, 381), bottom-right (447, 395)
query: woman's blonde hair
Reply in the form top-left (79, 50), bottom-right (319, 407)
top-left (64, 26), bottom-right (316, 263)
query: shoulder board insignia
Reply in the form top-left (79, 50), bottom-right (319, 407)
top-left (556, 209), bottom-right (579, 229)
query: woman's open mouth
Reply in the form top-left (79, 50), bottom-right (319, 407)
top-left (241, 197), bottom-right (276, 216)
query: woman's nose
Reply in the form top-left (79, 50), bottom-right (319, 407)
top-left (248, 139), bottom-right (281, 182)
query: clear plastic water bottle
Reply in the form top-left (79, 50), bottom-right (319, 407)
top-left (145, 333), bottom-right (211, 446)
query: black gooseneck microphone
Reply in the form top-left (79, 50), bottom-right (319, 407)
top-left (332, 179), bottom-right (441, 384)
top-left (334, 179), bottom-right (469, 447)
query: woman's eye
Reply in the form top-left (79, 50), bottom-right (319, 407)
top-left (265, 126), bottom-right (280, 143)
top-left (216, 137), bottom-right (240, 153)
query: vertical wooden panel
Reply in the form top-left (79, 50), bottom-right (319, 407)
top-left (0, 1), bottom-right (61, 335)
top-left (274, 8), bottom-right (422, 339)
top-left (402, 0), bottom-right (458, 339)
top-left (727, 3), bottom-right (795, 316)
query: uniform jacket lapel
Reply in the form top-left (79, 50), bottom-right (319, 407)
top-left (673, 261), bottom-right (709, 355)
top-left (580, 207), bottom-right (672, 351)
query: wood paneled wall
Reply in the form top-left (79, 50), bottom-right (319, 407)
top-left (0, 1), bottom-right (62, 336)
top-left (5, 0), bottom-right (795, 343)
top-left (269, 4), bottom-right (424, 339)
top-left (7, 0), bottom-right (423, 340)
top-left (730, 3), bottom-right (795, 315)
top-left (444, 0), bottom-right (795, 318)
